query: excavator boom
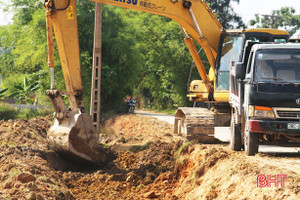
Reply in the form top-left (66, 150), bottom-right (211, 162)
top-left (92, 0), bottom-right (223, 52)
top-left (93, 0), bottom-right (223, 86)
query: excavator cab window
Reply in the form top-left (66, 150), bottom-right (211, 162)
top-left (274, 38), bottom-right (287, 43)
top-left (248, 36), bottom-right (287, 43)
top-left (216, 34), bottom-right (243, 91)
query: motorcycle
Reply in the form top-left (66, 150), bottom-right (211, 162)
top-left (127, 99), bottom-right (137, 114)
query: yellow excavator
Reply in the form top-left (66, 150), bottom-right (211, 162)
top-left (43, 0), bottom-right (289, 163)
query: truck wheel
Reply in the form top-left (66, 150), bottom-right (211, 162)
top-left (244, 129), bottom-right (259, 156)
top-left (230, 114), bottom-right (242, 151)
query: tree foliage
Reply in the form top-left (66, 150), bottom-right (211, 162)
top-left (0, 88), bottom-right (8, 100)
top-left (250, 7), bottom-right (300, 35)
top-left (10, 76), bottom-right (40, 104)
top-left (206, 0), bottom-right (244, 29)
top-left (0, 0), bottom-right (242, 114)
top-left (100, 6), bottom-right (143, 112)
top-left (126, 11), bottom-right (196, 109)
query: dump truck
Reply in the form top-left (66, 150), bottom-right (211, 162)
top-left (230, 42), bottom-right (300, 155)
top-left (43, 0), bottom-right (290, 163)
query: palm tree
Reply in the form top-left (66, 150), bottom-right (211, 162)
top-left (10, 77), bottom-right (40, 104)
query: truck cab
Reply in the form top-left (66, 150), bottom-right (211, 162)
top-left (230, 43), bottom-right (300, 155)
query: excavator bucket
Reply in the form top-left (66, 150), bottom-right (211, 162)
top-left (47, 109), bottom-right (107, 165)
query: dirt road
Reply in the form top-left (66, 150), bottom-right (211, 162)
top-left (0, 114), bottom-right (299, 199)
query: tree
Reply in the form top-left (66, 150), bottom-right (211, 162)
top-left (250, 7), bottom-right (300, 35)
top-left (100, 6), bottom-right (143, 112)
top-left (10, 76), bottom-right (40, 104)
top-left (124, 11), bottom-right (196, 109)
top-left (206, 0), bottom-right (244, 29)
top-left (0, 0), bottom-right (247, 115)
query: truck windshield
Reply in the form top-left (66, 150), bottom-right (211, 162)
top-left (254, 49), bottom-right (300, 83)
top-left (216, 35), bottom-right (243, 90)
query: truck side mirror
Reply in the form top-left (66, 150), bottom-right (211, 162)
top-left (234, 62), bottom-right (246, 79)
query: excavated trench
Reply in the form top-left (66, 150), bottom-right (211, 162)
top-left (0, 114), bottom-right (299, 200)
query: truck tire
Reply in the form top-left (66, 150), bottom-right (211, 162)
top-left (244, 129), bottom-right (259, 156)
top-left (230, 114), bottom-right (242, 151)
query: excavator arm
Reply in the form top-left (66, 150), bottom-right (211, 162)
top-left (44, 0), bottom-right (224, 163)
top-left (45, 0), bottom-right (82, 109)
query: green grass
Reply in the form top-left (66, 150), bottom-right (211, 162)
top-left (176, 141), bottom-right (192, 159)
top-left (0, 138), bottom-right (8, 147)
top-left (158, 108), bottom-right (177, 115)
top-left (17, 107), bottom-right (53, 120)
top-left (142, 108), bottom-right (177, 115)
top-left (0, 137), bottom-right (15, 148)
top-left (0, 103), bottom-right (18, 120)
top-left (129, 142), bottom-right (153, 153)
top-left (38, 176), bottom-right (48, 182)
top-left (0, 102), bottom-right (53, 120)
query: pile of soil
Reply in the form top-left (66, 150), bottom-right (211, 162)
top-left (173, 144), bottom-right (300, 200)
top-left (0, 117), bottom-right (73, 200)
top-left (0, 114), bottom-right (299, 200)
top-left (99, 114), bottom-right (181, 151)
top-left (66, 141), bottom-right (182, 199)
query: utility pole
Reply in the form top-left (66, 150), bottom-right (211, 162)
top-left (90, 3), bottom-right (102, 133)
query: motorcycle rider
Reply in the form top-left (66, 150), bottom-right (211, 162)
top-left (124, 96), bottom-right (136, 113)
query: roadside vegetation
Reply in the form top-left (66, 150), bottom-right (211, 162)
top-left (141, 107), bottom-right (178, 115)
top-left (0, 102), bottom-right (52, 121)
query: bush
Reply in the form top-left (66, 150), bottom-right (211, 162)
top-left (0, 103), bottom-right (53, 121)
top-left (17, 107), bottom-right (53, 120)
top-left (0, 103), bottom-right (18, 120)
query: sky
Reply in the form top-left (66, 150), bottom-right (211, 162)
top-left (232, 0), bottom-right (300, 26)
top-left (0, 0), bottom-right (13, 26)
top-left (0, 0), bottom-right (300, 26)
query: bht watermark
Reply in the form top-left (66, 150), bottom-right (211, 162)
top-left (257, 174), bottom-right (288, 188)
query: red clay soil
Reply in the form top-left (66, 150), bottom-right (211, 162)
top-left (0, 114), bottom-right (299, 200)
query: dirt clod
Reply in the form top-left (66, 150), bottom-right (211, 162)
top-left (143, 191), bottom-right (157, 199)
top-left (17, 173), bottom-right (36, 183)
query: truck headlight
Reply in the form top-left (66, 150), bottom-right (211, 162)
top-left (248, 105), bottom-right (275, 118)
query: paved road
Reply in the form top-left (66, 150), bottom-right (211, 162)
top-left (135, 110), bottom-right (300, 154)
top-left (135, 110), bottom-right (175, 125)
